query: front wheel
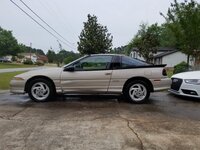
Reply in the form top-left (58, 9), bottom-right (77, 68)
top-left (28, 79), bottom-right (55, 102)
top-left (124, 80), bottom-right (150, 104)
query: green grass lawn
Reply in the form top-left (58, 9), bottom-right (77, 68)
top-left (0, 71), bottom-right (25, 90)
top-left (0, 63), bottom-right (36, 69)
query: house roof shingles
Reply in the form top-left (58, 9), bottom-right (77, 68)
top-left (131, 47), bottom-right (179, 58)
top-left (153, 50), bottom-right (178, 58)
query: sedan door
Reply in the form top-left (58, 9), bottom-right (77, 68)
top-left (60, 55), bottom-right (113, 93)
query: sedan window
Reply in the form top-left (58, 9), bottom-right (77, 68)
top-left (74, 55), bottom-right (112, 71)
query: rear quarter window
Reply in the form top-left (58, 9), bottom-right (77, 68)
top-left (121, 56), bottom-right (149, 68)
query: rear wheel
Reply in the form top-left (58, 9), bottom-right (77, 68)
top-left (124, 80), bottom-right (150, 104)
top-left (28, 78), bottom-right (55, 102)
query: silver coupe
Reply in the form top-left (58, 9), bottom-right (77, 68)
top-left (10, 54), bottom-right (171, 103)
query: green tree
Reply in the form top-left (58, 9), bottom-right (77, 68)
top-left (46, 49), bottom-right (80, 66)
top-left (128, 24), bottom-right (160, 62)
top-left (18, 44), bottom-right (45, 55)
top-left (110, 46), bottom-right (127, 54)
top-left (0, 27), bottom-right (20, 56)
top-left (57, 50), bottom-right (80, 64)
top-left (161, 0), bottom-right (200, 65)
top-left (77, 14), bottom-right (113, 54)
top-left (64, 54), bottom-right (79, 64)
top-left (57, 50), bottom-right (68, 64)
top-left (46, 50), bottom-right (56, 63)
top-left (159, 23), bottom-right (177, 48)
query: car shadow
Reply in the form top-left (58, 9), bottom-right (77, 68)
top-left (52, 94), bottom-right (156, 105)
top-left (6, 93), bottom-right (166, 105)
top-left (168, 93), bottom-right (200, 103)
top-left (54, 94), bottom-right (122, 103)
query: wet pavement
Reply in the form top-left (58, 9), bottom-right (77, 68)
top-left (0, 91), bottom-right (200, 150)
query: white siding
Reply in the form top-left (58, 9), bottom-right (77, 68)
top-left (130, 51), bottom-right (145, 61)
top-left (130, 50), bottom-right (194, 67)
top-left (162, 52), bottom-right (187, 67)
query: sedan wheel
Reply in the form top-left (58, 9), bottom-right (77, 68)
top-left (28, 79), bottom-right (55, 102)
top-left (124, 80), bottom-right (150, 103)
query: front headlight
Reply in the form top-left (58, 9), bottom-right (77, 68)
top-left (184, 79), bottom-right (200, 85)
top-left (12, 77), bottom-right (24, 81)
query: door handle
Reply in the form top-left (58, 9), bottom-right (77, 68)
top-left (105, 73), bottom-right (112, 75)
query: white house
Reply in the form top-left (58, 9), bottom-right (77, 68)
top-left (17, 53), bottom-right (48, 63)
top-left (19, 53), bottom-right (37, 63)
top-left (4, 55), bottom-right (12, 62)
top-left (130, 47), bottom-right (194, 67)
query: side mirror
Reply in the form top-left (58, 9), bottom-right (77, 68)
top-left (63, 66), bottom-right (75, 72)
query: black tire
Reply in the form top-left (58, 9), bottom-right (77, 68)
top-left (124, 80), bottom-right (150, 104)
top-left (28, 78), bottom-right (55, 102)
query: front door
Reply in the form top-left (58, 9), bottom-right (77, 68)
top-left (60, 55), bottom-right (113, 93)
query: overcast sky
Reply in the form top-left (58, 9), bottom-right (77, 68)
top-left (1, 0), bottom-right (199, 53)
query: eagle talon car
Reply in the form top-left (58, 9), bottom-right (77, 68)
top-left (10, 54), bottom-right (171, 103)
top-left (169, 71), bottom-right (200, 98)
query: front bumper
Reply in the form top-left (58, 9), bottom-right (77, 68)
top-left (169, 81), bottom-right (200, 98)
top-left (10, 79), bottom-right (26, 94)
top-left (169, 89), bottom-right (200, 98)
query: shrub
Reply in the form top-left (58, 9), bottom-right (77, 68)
top-left (23, 59), bottom-right (33, 65)
top-left (173, 61), bottom-right (189, 74)
top-left (35, 61), bottom-right (44, 66)
top-left (11, 56), bottom-right (17, 62)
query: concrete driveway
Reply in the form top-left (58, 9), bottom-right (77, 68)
top-left (0, 91), bottom-right (200, 150)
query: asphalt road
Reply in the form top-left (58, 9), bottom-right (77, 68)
top-left (0, 91), bottom-right (200, 150)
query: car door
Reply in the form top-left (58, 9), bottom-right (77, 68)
top-left (60, 55), bottom-right (113, 93)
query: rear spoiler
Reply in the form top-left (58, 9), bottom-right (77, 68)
top-left (112, 64), bottom-right (167, 70)
top-left (151, 64), bottom-right (167, 68)
top-left (123, 64), bottom-right (167, 69)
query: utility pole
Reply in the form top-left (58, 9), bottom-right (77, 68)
top-left (57, 40), bottom-right (62, 52)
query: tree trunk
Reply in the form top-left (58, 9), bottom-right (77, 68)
top-left (187, 55), bottom-right (190, 66)
top-left (194, 55), bottom-right (199, 70)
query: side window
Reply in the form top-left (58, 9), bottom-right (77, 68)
top-left (111, 56), bottom-right (121, 69)
top-left (121, 56), bottom-right (149, 68)
top-left (74, 55), bottom-right (112, 71)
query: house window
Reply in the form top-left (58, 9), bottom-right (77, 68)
top-left (130, 51), bottom-right (138, 59)
top-left (135, 52), bottom-right (138, 58)
top-left (133, 52), bottom-right (136, 58)
top-left (159, 58), bottom-right (162, 64)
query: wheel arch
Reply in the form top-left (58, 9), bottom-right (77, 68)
top-left (122, 76), bottom-right (154, 93)
top-left (24, 76), bottom-right (56, 93)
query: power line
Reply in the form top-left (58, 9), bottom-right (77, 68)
top-left (19, 0), bottom-right (74, 46)
top-left (10, 0), bottom-right (75, 50)
top-left (37, 0), bottom-right (77, 42)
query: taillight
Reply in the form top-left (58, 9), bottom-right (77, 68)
top-left (162, 69), bottom-right (167, 76)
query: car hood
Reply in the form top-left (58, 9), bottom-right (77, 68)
top-left (15, 67), bottom-right (63, 80)
top-left (172, 71), bottom-right (200, 79)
